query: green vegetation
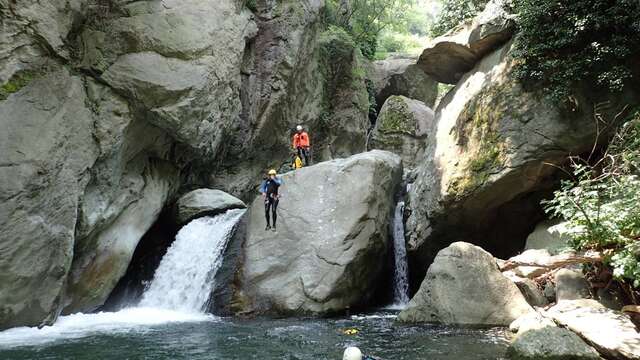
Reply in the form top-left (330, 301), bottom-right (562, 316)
top-left (324, 0), bottom-right (417, 59)
top-left (511, 0), bottom-right (640, 102)
top-left (0, 70), bottom-right (37, 100)
top-left (244, 0), bottom-right (257, 12)
top-left (545, 111), bottom-right (640, 289)
top-left (429, 0), bottom-right (488, 37)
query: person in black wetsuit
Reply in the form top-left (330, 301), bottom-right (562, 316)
top-left (259, 169), bottom-right (283, 231)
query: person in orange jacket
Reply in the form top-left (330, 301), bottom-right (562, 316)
top-left (292, 125), bottom-right (311, 166)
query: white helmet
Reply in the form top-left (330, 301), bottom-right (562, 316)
top-left (296, 125), bottom-right (303, 131)
top-left (343, 347), bottom-right (363, 360)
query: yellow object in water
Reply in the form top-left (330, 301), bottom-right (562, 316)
top-left (343, 328), bottom-right (359, 335)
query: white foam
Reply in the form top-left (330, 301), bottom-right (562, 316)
top-left (0, 307), bottom-right (214, 348)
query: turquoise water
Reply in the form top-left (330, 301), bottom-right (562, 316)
top-left (0, 311), bottom-right (510, 360)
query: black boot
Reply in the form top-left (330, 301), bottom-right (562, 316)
top-left (265, 224), bottom-right (271, 231)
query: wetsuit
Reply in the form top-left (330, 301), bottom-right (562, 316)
top-left (260, 177), bottom-right (282, 228)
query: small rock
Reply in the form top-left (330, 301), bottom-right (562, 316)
top-left (508, 249), bottom-right (553, 278)
top-left (555, 269), bottom-right (591, 301)
top-left (513, 277), bottom-right (549, 307)
top-left (175, 189), bottom-right (246, 225)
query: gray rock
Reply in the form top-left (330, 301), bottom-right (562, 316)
top-left (417, 0), bottom-right (516, 84)
top-left (398, 242), bottom-right (533, 325)
top-left (175, 189), bottom-right (246, 225)
top-left (549, 300), bottom-right (640, 360)
top-left (368, 58), bottom-right (438, 109)
top-left (525, 220), bottom-right (572, 255)
top-left (64, 161), bottom-right (179, 313)
top-left (514, 277), bottom-right (549, 307)
top-left (369, 95), bottom-right (435, 169)
top-left (597, 287), bottom-right (624, 311)
top-left (237, 151), bottom-right (402, 315)
top-left (555, 269), bottom-right (591, 302)
top-left (508, 249), bottom-right (553, 278)
top-left (509, 325), bottom-right (602, 360)
top-left (0, 68), bottom-right (98, 329)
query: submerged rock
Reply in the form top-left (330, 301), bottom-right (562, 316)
top-left (236, 151), bottom-right (402, 315)
top-left (175, 189), bottom-right (246, 225)
top-left (369, 95), bottom-right (435, 170)
top-left (398, 242), bottom-right (533, 325)
top-left (548, 300), bottom-right (640, 360)
top-left (416, 0), bottom-right (516, 84)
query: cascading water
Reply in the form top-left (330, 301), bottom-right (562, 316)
top-left (391, 201), bottom-right (410, 306)
top-left (0, 209), bottom-right (245, 346)
top-left (139, 209), bottom-right (245, 312)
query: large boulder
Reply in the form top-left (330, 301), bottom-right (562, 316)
top-left (235, 151), bottom-right (402, 315)
top-left (398, 242), bottom-right (533, 325)
top-left (508, 312), bottom-right (601, 360)
top-left (548, 300), bottom-right (640, 360)
top-left (417, 0), bottom-right (516, 84)
top-left (0, 68), bottom-right (98, 329)
top-left (405, 37), bottom-right (639, 280)
top-left (368, 57), bottom-right (438, 110)
top-left (369, 95), bottom-right (435, 170)
top-left (175, 189), bottom-right (246, 225)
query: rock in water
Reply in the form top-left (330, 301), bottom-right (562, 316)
top-left (548, 300), bottom-right (640, 360)
top-left (508, 312), bottom-right (601, 360)
top-left (236, 151), bottom-right (402, 315)
top-left (369, 96), bottom-right (435, 170)
top-left (175, 189), bottom-right (246, 225)
top-left (398, 242), bottom-right (533, 325)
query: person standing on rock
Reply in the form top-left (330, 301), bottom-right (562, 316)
top-left (260, 169), bottom-right (283, 231)
top-left (292, 125), bottom-right (311, 166)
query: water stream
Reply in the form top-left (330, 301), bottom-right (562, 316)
top-left (391, 201), bottom-right (410, 307)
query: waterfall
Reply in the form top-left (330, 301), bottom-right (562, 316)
top-left (0, 208), bottom-right (245, 345)
top-left (391, 201), bottom-right (409, 306)
top-left (139, 208), bottom-right (245, 312)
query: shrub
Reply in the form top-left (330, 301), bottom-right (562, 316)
top-left (544, 111), bottom-right (640, 287)
top-left (511, 0), bottom-right (640, 102)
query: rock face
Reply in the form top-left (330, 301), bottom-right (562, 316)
top-left (368, 57), bottom-right (438, 110)
top-left (236, 151), bottom-right (402, 315)
top-left (2, 0), bottom-right (368, 328)
top-left (175, 189), bottom-right (246, 225)
top-left (369, 96), bottom-right (435, 170)
top-left (417, 0), bottom-right (516, 84)
top-left (405, 37), bottom-right (639, 280)
top-left (398, 242), bottom-right (532, 325)
top-left (549, 300), bottom-right (640, 360)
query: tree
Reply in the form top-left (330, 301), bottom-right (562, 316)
top-left (327, 0), bottom-right (415, 58)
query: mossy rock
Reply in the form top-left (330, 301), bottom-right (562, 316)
top-left (0, 70), bottom-right (38, 100)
